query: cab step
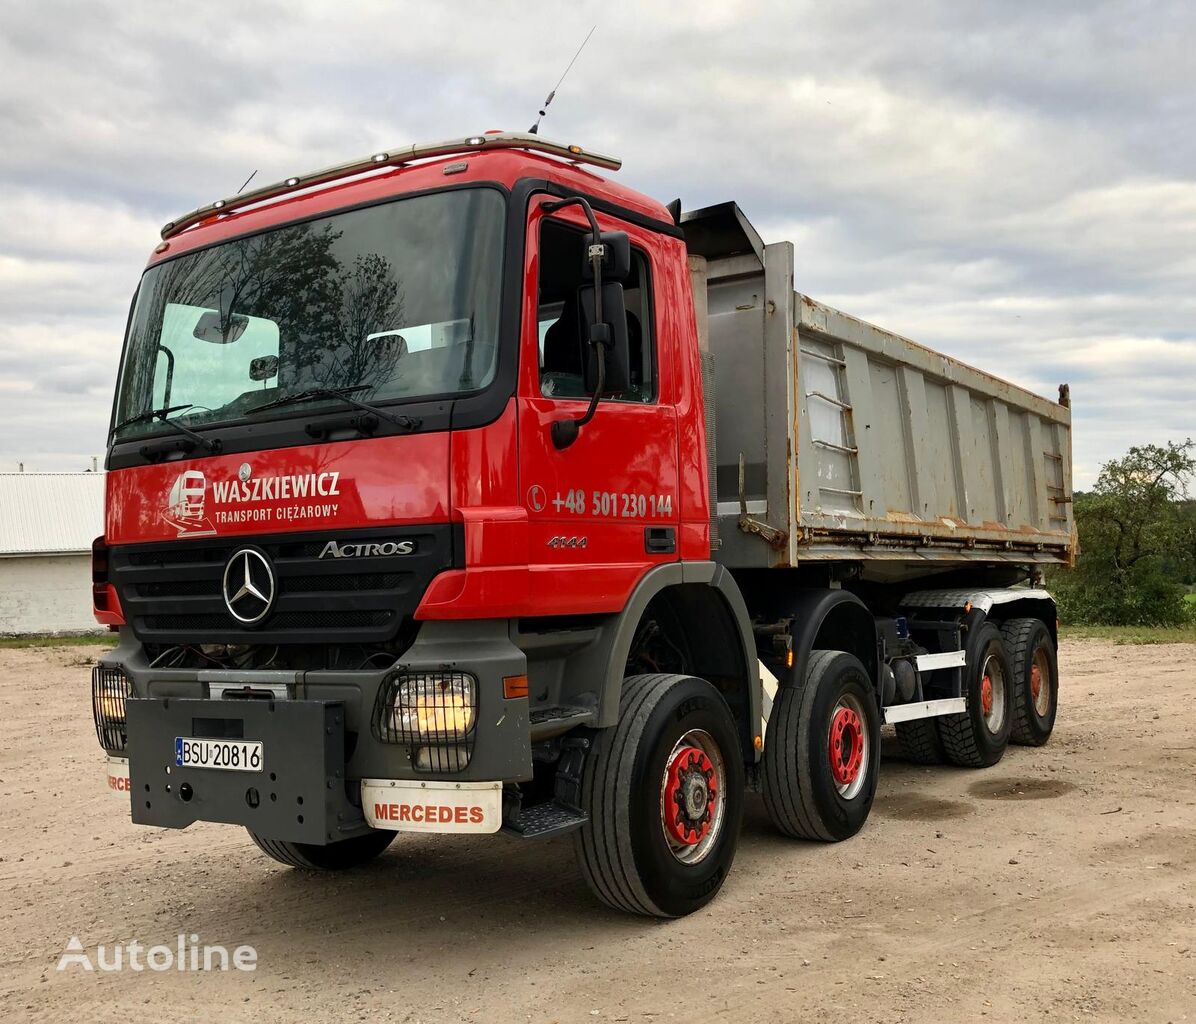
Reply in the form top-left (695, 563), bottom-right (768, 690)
top-left (503, 799), bottom-right (587, 839)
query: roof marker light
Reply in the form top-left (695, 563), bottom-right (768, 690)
top-left (159, 132), bottom-right (621, 239)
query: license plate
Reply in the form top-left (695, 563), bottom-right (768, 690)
top-left (361, 779), bottom-right (502, 834)
top-left (175, 737), bottom-right (263, 772)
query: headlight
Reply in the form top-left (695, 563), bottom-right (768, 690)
top-left (385, 672), bottom-right (477, 742)
top-left (96, 683), bottom-right (126, 723)
top-left (92, 666), bottom-right (130, 752)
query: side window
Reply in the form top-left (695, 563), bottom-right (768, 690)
top-left (537, 219), bottom-right (655, 403)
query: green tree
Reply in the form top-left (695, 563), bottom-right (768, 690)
top-left (1051, 439), bottom-right (1195, 625)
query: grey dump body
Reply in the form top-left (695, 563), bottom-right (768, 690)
top-left (682, 203), bottom-right (1075, 578)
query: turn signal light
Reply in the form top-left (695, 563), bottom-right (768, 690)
top-left (503, 674), bottom-right (529, 699)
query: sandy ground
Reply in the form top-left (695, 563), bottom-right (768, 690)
top-left (1, 639), bottom-right (1194, 1024)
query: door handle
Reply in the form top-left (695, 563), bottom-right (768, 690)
top-left (644, 527), bottom-right (676, 554)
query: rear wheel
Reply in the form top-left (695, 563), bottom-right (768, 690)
top-left (573, 673), bottom-right (745, 918)
top-left (248, 828), bottom-right (395, 870)
top-left (1001, 617), bottom-right (1059, 746)
top-left (896, 717), bottom-right (945, 764)
top-left (762, 650), bottom-right (881, 841)
top-left (938, 623), bottom-right (1013, 767)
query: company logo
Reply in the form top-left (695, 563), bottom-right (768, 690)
top-left (57, 934), bottom-right (257, 973)
top-left (319, 539), bottom-right (415, 559)
top-left (221, 548), bottom-right (276, 624)
top-left (161, 470), bottom-right (216, 538)
top-left (157, 467), bottom-right (347, 538)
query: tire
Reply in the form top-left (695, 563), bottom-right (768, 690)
top-left (248, 828), bottom-right (396, 870)
top-left (762, 650), bottom-right (881, 842)
top-left (937, 623), bottom-right (1013, 768)
top-left (573, 673), bottom-right (745, 918)
top-left (895, 717), bottom-right (945, 764)
top-left (1000, 617), bottom-right (1059, 746)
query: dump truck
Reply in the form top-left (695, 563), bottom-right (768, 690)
top-left (91, 132), bottom-right (1074, 917)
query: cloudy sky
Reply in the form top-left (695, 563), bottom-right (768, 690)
top-left (1, 0), bottom-right (1192, 487)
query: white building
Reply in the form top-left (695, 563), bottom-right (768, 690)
top-left (0, 472), bottom-right (106, 634)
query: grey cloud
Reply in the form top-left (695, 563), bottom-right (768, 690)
top-left (0, 0), bottom-right (1193, 485)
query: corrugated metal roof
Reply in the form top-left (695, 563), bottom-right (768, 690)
top-left (0, 473), bottom-right (105, 555)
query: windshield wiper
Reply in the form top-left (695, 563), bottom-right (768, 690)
top-left (113, 404), bottom-right (193, 432)
top-left (250, 386), bottom-right (422, 432)
top-left (114, 405), bottom-right (222, 453)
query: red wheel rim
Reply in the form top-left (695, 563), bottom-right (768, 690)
top-left (980, 675), bottom-right (994, 717)
top-left (1029, 647), bottom-right (1052, 717)
top-left (663, 744), bottom-right (718, 847)
top-left (828, 706), bottom-right (864, 786)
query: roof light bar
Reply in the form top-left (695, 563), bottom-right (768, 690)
top-left (159, 131), bottom-right (622, 240)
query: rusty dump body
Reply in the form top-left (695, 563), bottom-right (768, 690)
top-left (682, 203), bottom-right (1075, 579)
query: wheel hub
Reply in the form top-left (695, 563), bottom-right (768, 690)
top-left (828, 706), bottom-right (864, 786)
top-left (981, 675), bottom-right (994, 717)
top-left (663, 745), bottom-right (717, 846)
top-left (1029, 663), bottom-right (1042, 703)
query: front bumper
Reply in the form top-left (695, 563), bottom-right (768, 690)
top-left (128, 697), bottom-right (358, 844)
top-left (103, 620), bottom-right (532, 841)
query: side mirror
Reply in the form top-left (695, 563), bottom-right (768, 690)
top-left (249, 355), bottom-right (279, 382)
top-left (194, 310), bottom-right (248, 344)
top-left (582, 231), bottom-right (631, 282)
top-left (578, 283), bottom-right (631, 395)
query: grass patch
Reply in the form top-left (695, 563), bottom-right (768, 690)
top-left (0, 632), bottom-right (117, 649)
top-left (1060, 622), bottom-right (1196, 645)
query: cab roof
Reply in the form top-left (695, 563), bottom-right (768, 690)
top-left (147, 131), bottom-right (673, 267)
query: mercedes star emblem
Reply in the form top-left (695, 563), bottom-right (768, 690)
top-left (222, 548), bottom-right (276, 624)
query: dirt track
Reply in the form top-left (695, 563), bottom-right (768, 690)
top-left (2, 639), bottom-right (1194, 1023)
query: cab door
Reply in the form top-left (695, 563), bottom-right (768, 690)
top-left (517, 197), bottom-right (680, 607)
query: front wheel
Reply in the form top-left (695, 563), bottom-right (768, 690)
top-left (762, 650), bottom-right (881, 842)
top-left (573, 674), bottom-right (745, 918)
top-left (248, 828), bottom-right (395, 870)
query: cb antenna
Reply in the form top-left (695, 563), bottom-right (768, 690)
top-left (528, 24), bottom-right (596, 135)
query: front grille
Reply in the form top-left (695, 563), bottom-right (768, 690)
top-left (144, 610), bottom-right (394, 631)
top-left (133, 572), bottom-right (402, 599)
top-left (136, 579), bottom-right (220, 598)
top-left (372, 671), bottom-right (477, 773)
top-left (92, 665), bottom-right (130, 752)
top-left (110, 525), bottom-right (459, 646)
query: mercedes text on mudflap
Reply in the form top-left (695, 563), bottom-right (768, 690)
top-left (91, 132), bottom-right (1074, 917)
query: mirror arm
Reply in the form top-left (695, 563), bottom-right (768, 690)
top-left (157, 344), bottom-right (175, 407)
top-left (543, 196), bottom-right (607, 450)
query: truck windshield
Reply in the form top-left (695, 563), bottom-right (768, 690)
top-left (112, 187), bottom-right (505, 442)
